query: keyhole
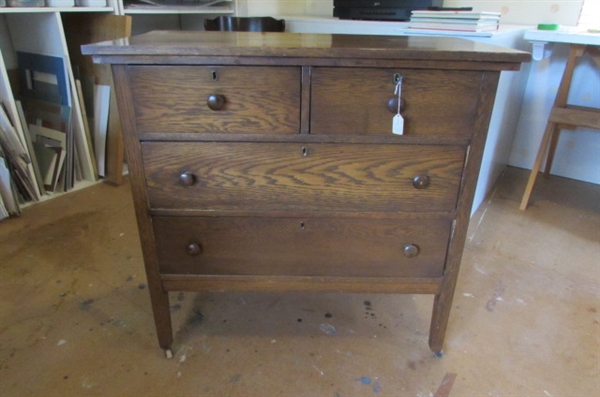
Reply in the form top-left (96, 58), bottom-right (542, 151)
top-left (300, 222), bottom-right (305, 229)
top-left (211, 70), bottom-right (219, 81)
top-left (302, 147), bottom-right (308, 157)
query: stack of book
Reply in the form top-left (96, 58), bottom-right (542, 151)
top-left (409, 10), bottom-right (501, 32)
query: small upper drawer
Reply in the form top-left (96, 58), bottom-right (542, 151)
top-left (127, 66), bottom-right (301, 134)
top-left (310, 67), bottom-right (484, 137)
top-left (142, 141), bottom-right (466, 213)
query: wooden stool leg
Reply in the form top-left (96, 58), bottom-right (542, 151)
top-left (520, 44), bottom-right (586, 210)
top-left (520, 121), bottom-right (557, 210)
top-left (543, 127), bottom-right (561, 177)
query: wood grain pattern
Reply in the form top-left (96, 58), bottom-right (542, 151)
top-left (82, 31), bottom-right (530, 65)
top-left (63, 14), bottom-right (132, 185)
top-left (112, 65), bottom-right (173, 350)
top-left (85, 33), bottom-right (527, 355)
top-left (162, 274), bottom-right (442, 294)
top-left (90, 55), bottom-right (524, 71)
top-left (311, 68), bottom-right (483, 137)
top-left (128, 66), bottom-right (300, 134)
top-left (142, 142), bottom-right (466, 213)
top-left (300, 66), bottom-right (311, 134)
top-left (549, 105), bottom-right (600, 130)
top-left (149, 209), bottom-right (455, 219)
top-left (136, 132), bottom-right (471, 146)
top-left (428, 71), bottom-right (501, 354)
top-left (153, 216), bottom-right (452, 278)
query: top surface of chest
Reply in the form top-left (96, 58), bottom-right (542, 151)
top-left (82, 31), bottom-right (529, 67)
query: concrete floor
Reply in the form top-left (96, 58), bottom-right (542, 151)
top-left (0, 166), bottom-right (598, 397)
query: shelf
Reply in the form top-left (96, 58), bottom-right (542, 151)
top-left (20, 179), bottom-right (103, 209)
top-left (123, 5), bottom-right (232, 15)
top-left (524, 27), bottom-right (600, 46)
top-left (0, 1), bottom-right (236, 215)
top-left (0, 7), bottom-right (115, 13)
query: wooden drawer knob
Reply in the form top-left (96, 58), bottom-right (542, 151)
top-left (403, 244), bottom-right (420, 258)
top-left (387, 97), bottom-right (406, 113)
top-left (179, 172), bottom-right (196, 186)
top-left (412, 175), bottom-right (430, 189)
top-left (186, 242), bottom-right (203, 256)
top-left (207, 94), bottom-right (226, 111)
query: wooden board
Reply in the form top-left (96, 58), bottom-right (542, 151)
top-left (5, 13), bottom-right (96, 183)
top-left (153, 216), bottom-right (452, 278)
top-left (62, 13), bottom-right (132, 185)
top-left (142, 141), bottom-right (466, 213)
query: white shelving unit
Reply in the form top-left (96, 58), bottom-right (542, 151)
top-left (121, 1), bottom-right (236, 34)
top-left (123, 6), bottom-right (232, 14)
top-left (0, 1), bottom-right (237, 216)
top-left (0, 7), bottom-right (113, 12)
top-left (0, 0), bottom-right (236, 15)
top-left (122, 1), bottom-right (235, 15)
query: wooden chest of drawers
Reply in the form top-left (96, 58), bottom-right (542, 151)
top-left (83, 32), bottom-right (528, 357)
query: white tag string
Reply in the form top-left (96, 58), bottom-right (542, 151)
top-left (394, 77), bottom-right (403, 115)
top-left (392, 76), bottom-right (404, 135)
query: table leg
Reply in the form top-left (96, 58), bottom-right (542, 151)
top-left (148, 287), bottom-right (173, 357)
top-left (543, 126), bottom-right (561, 177)
top-left (520, 44), bottom-right (586, 209)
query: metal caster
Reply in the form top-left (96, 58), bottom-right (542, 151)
top-left (433, 350), bottom-right (444, 358)
top-left (164, 349), bottom-right (174, 359)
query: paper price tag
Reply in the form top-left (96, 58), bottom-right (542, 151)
top-left (392, 75), bottom-right (404, 135)
top-left (393, 114), bottom-right (404, 135)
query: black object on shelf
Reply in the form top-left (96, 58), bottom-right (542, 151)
top-left (204, 16), bottom-right (286, 32)
top-left (428, 7), bottom-right (474, 11)
top-left (333, 0), bottom-right (443, 21)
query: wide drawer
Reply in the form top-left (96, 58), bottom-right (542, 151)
top-left (311, 67), bottom-right (484, 137)
top-left (127, 66), bottom-right (301, 134)
top-left (142, 142), bottom-right (466, 213)
top-left (153, 216), bottom-right (451, 278)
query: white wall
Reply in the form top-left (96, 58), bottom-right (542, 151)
top-left (444, 1), bottom-right (583, 25)
top-left (237, 0), bottom-right (332, 17)
top-left (240, 1), bottom-right (599, 185)
top-left (509, 43), bottom-right (600, 184)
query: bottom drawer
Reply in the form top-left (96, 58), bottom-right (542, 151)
top-left (153, 217), bottom-right (451, 278)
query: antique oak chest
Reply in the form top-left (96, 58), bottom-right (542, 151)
top-left (83, 32), bottom-right (528, 357)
